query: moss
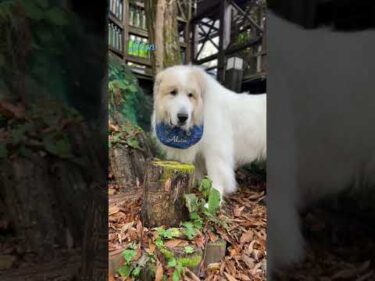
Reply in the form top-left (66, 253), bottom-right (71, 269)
top-left (209, 239), bottom-right (227, 247)
top-left (153, 159), bottom-right (195, 182)
top-left (177, 254), bottom-right (202, 268)
top-left (160, 246), bottom-right (202, 268)
top-left (159, 247), bottom-right (174, 259)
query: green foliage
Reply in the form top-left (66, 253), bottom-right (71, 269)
top-left (155, 227), bottom-right (181, 240)
top-left (0, 0), bottom-right (75, 101)
top-left (184, 246), bottom-right (194, 254)
top-left (109, 121), bottom-right (143, 150)
top-left (183, 177), bottom-right (229, 233)
top-left (123, 248), bottom-right (137, 263)
top-left (207, 187), bottom-right (221, 215)
top-left (197, 177), bottom-right (222, 215)
top-left (108, 55), bottom-right (152, 130)
top-left (0, 100), bottom-right (81, 159)
top-left (117, 243), bottom-right (149, 278)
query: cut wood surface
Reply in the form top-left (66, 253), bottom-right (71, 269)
top-left (141, 160), bottom-right (195, 227)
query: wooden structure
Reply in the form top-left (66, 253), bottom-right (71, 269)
top-left (108, 0), bottom-right (266, 93)
top-left (108, 0), bottom-right (194, 79)
top-left (190, 0), bottom-right (266, 92)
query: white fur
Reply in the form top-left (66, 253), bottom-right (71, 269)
top-left (268, 12), bottom-right (375, 275)
top-left (152, 65), bottom-right (266, 196)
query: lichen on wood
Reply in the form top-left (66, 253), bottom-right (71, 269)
top-left (141, 160), bottom-right (195, 227)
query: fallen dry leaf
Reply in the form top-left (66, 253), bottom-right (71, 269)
top-left (165, 239), bottom-right (188, 248)
top-left (224, 272), bottom-right (238, 281)
top-left (164, 178), bottom-right (172, 192)
top-left (154, 261), bottom-right (164, 281)
top-left (239, 230), bottom-right (253, 244)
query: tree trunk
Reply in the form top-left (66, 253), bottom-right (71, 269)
top-left (141, 160), bottom-right (195, 227)
top-left (0, 120), bottom-right (107, 279)
top-left (109, 130), bottom-right (153, 191)
top-left (145, 0), bottom-right (182, 74)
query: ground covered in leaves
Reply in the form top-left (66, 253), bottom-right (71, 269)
top-left (274, 202), bottom-right (375, 281)
top-left (108, 171), bottom-right (267, 281)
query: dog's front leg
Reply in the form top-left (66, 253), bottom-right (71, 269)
top-left (204, 152), bottom-right (237, 197)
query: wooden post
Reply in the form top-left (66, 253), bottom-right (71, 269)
top-left (141, 160), bottom-right (195, 227)
top-left (204, 239), bottom-right (227, 266)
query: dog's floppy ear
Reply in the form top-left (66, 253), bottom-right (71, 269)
top-left (190, 67), bottom-right (207, 97)
top-left (153, 70), bottom-right (165, 97)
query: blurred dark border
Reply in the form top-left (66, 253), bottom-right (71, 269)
top-left (0, 0), bottom-right (108, 280)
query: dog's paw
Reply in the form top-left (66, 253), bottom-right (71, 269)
top-left (223, 181), bottom-right (237, 195)
top-left (268, 224), bottom-right (305, 274)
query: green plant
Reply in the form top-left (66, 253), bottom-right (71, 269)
top-left (0, 0), bottom-right (75, 101)
top-left (108, 55), bottom-right (152, 130)
top-left (153, 227), bottom-right (202, 281)
top-left (117, 243), bottom-right (150, 279)
top-left (0, 99), bottom-right (82, 159)
top-left (109, 121), bottom-right (143, 150)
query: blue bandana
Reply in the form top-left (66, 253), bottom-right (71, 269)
top-left (156, 123), bottom-right (204, 149)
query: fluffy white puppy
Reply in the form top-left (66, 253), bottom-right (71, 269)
top-left (151, 65), bottom-right (266, 196)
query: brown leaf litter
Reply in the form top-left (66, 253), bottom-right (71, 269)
top-left (108, 180), bottom-right (267, 280)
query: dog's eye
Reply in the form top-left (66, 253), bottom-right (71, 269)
top-left (170, 90), bottom-right (177, 96)
top-left (188, 93), bottom-right (194, 98)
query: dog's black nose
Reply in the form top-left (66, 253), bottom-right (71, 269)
top-left (177, 113), bottom-right (188, 124)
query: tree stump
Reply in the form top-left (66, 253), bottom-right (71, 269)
top-left (140, 245), bottom-right (203, 281)
top-left (141, 160), bottom-right (195, 227)
top-left (204, 239), bottom-right (227, 266)
top-left (109, 130), bottom-right (153, 191)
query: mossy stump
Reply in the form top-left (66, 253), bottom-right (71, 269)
top-left (139, 245), bottom-right (203, 281)
top-left (141, 160), bottom-right (195, 227)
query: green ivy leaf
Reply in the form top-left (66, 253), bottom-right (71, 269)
top-left (126, 138), bottom-right (140, 149)
top-left (155, 237), bottom-right (164, 248)
top-left (43, 136), bottom-right (71, 158)
top-left (184, 193), bottom-right (199, 213)
top-left (116, 80), bottom-right (128, 90)
top-left (162, 228), bottom-right (181, 239)
top-left (207, 187), bottom-right (221, 215)
top-left (117, 264), bottom-right (132, 277)
top-left (182, 222), bottom-right (197, 240)
top-left (167, 257), bottom-right (177, 268)
top-left (172, 270), bottom-right (180, 281)
top-left (132, 266), bottom-right (141, 277)
top-left (184, 246), bottom-right (194, 254)
top-left (128, 84), bottom-right (137, 93)
top-left (122, 248), bottom-right (137, 263)
top-left (199, 178), bottom-right (212, 198)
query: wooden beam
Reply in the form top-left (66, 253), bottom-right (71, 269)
top-left (230, 0), bottom-right (263, 34)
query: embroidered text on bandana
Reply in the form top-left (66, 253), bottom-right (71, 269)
top-left (156, 123), bottom-right (204, 149)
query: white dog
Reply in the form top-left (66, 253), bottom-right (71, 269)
top-left (151, 65), bottom-right (266, 196)
top-left (268, 11), bottom-right (375, 275)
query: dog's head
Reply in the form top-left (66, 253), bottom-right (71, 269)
top-left (153, 65), bottom-right (206, 130)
